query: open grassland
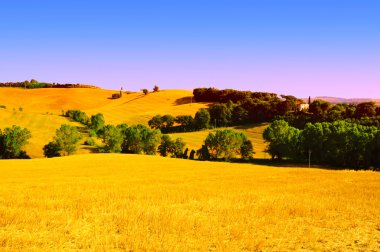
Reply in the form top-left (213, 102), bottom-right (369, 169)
top-left (0, 154), bottom-right (379, 251)
top-left (0, 88), bottom-right (209, 157)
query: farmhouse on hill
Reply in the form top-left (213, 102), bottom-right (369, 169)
top-left (297, 102), bottom-right (309, 111)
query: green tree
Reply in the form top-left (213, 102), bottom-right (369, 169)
top-left (240, 140), bottom-right (254, 160)
top-left (53, 125), bottom-right (82, 156)
top-left (161, 114), bottom-right (175, 128)
top-left (209, 103), bottom-right (232, 127)
top-left (153, 85), bottom-right (159, 92)
top-left (194, 109), bottom-right (210, 130)
top-left (0, 126), bottom-right (31, 159)
top-left (175, 115), bottom-right (194, 131)
top-left (189, 149), bottom-right (196, 160)
top-left (263, 120), bottom-right (300, 160)
top-left (231, 106), bottom-right (249, 125)
top-left (101, 125), bottom-right (124, 153)
top-left (158, 135), bottom-right (185, 158)
top-left (204, 129), bottom-right (246, 160)
top-left (122, 124), bottom-right (161, 155)
top-left (90, 113), bottom-right (105, 134)
top-left (148, 115), bottom-right (163, 129)
top-left (355, 102), bottom-right (376, 118)
top-left (196, 144), bottom-right (210, 161)
top-left (158, 135), bottom-right (172, 157)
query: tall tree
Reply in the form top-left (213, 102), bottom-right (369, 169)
top-left (194, 109), bottom-right (210, 130)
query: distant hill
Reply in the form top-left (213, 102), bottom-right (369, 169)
top-left (304, 96), bottom-right (380, 105)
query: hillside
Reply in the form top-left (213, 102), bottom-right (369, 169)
top-left (306, 96), bottom-right (380, 105)
top-left (0, 154), bottom-right (378, 251)
top-left (0, 88), bottom-right (207, 125)
top-left (0, 88), bottom-right (267, 158)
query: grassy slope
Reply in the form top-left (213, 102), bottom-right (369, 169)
top-left (0, 154), bottom-right (378, 251)
top-left (0, 88), bottom-right (268, 158)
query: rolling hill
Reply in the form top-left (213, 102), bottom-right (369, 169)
top-left (0, 88), bottom-right (268, 158)
top-left (307, 96), bottom-right (380, 105)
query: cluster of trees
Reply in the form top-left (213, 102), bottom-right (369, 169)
top-left (148, 109), bottom-right (210, 133)
top-left (65, 110), bottom-right (105, 135)
top-left (43, 125), bottom-right (82, 157)
top-left (264, 120), bottom-right (380, 169)
top-left (101, 123), bottom-right (253, 161)
top-left (100, 124), bottom-right (162, 154)
top-left (148, 87), bottom-right (311, 134)
top-left (199, 129), bottom-right (253, 161)
top-left (193, 88), bottom-right (380, 131)
top-left (0, 126), bottom-right (31, 159)
top-left (277, 101), bottom-right (380, 129)
top-left (0, 80), bottom-right (98, 89)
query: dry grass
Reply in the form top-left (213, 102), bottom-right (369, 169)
top-left (0, 154), bottom-right (379, 251)
top-left (0, 88), bottom-right (207, 125)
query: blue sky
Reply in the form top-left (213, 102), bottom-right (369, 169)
top-left (1, 0), bottom-right (379, 97)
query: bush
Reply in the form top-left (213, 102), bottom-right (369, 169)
top-left (84, 137), bottom-right (96, 146)
top-left (142, 89), bottom-right (149, 95)
top-left (112, 93), bottom-right (121, 99)
top-left (241, 140), bottom-right (254, 160)
top-left (43, 142), bottom-right (61, 158)
top-left (189, 149), bottom-right (196, 160)
top-left (153, 85), bottom-right (159, 92)
top-left (65, 110), bottom-right (89, 125)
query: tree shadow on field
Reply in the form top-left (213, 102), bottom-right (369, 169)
top-left (174, 96), bottom-right (193, 105)
top-left (81, 146), bottom-right (100, 153)
top-left (233, 123), bottom-right (268, 130)
top-left (121, 94), bottom-right (145, 105)
top-left (233, 158), bottom-right (348, 171)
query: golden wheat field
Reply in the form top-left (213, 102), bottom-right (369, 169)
top-left (0, 154), bottom-right (379, 251)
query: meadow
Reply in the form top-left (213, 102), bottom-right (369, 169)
top-left (0, 154), bottom-right (379, 251)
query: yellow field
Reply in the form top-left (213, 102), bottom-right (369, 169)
top-left (0, 154), bottom-right (378, 251)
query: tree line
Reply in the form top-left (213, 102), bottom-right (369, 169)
top-left (277, 100), bottom-right (380, 129)
top-left (263, 120), bottom-right (380, 170)
top-left (66, 108), bottom-right (253, 161)
top-left (0, 79), bottom-right (98, 89)
top-left (149, 88), bottom-right (380, 134)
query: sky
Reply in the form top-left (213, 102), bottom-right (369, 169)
top-left (0, 0), bottom-right (379, 98)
